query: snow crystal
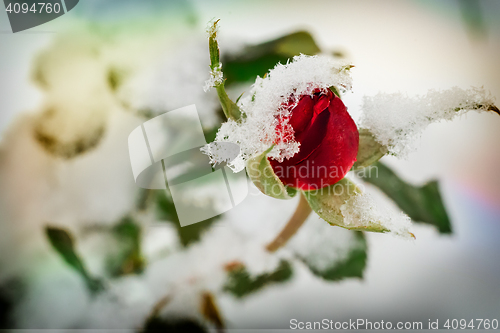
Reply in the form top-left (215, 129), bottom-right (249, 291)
top-left (360, 87), bottom-right (496, 157)
top-left (340, 192), bottom-right (412, 238)
top-left (206, 18), bottom-right (220, 37)
top-left (203, 62), bottom-right (223, 92)
top-left (212, 54), bottom-right (353, 172)
top-left (200, 141), bottom-right (240, 167)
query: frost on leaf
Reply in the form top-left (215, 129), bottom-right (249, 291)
top-left (339, 192), bottom-right (413, 239)
top-left (210, 54), bottom-right (353, 172)
top-left (203, 62), bottom-right (223, 92)
top-left (360, 87), bottom-right (497, 157)
top-left (303, 178), bottom-right (413, 238)
top-left (203, 19), bottom-right (224, 92)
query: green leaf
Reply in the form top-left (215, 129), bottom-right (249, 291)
top-left (298, 231), bottom-right (367, 281)
top-left (45, 226), bottom-right (104, 293)
top-left (352, 128), bottom-right (388, 170)
top-left (155, 190), bottom-right (219, 247)
top-left (356, 162), bottom-right (452, 233)
top-left (203, 126), bottom-right (221, 144)
top-left (223, 260), bottom-right (293, 298)
top-left (246, 147), bottom-right (296, 200)
top-left (302, 178), bottom-right (388, 233)
top-left (107, 216), bottom-right (145, 277)
top-left (223, 31), bottom-right (321, 86)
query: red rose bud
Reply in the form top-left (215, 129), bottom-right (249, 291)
top-left (269, 89), bottom-right (359, 190)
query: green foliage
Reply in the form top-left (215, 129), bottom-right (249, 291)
top-left (300, 231), bottom-right (368, 281)
top-left (203, 126), bottom-right (221, 144)
top-left (155, 190), bottom-right (219, 247)
top-left (107, 216), bottom-right (145, 277)
top-left (45, 226), bottom-right (104, 293)
top-left (223, 31), bottom-right (321, 86)
top-left (357, 162), bottom-right (452, 233)
top-left (223, 260), bottom-right (293, 298)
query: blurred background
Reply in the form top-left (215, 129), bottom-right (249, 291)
top-left (0, 0), bottom-right (499, 330)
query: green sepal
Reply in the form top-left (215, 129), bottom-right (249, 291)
top-left (207, 19), bottom-right (242, 121)
top-left (215, 85), bottom-right (242, 121)
top-left (246, 147), bottom-right (296, 200)
top-left (330, 86), bottom-right (341, 98)
top-left (302, 178), bottom-right (388, 233)
top-left (351, 128), bottom-right (388, 170)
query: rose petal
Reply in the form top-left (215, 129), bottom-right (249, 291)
top-left (292, 96), bottom-right (358, 190)
top-left (288, 95), bottom-right (314, 134)
top-left (273, 108), bottom-right (330, 167)
top-left (271, 94), bottom-right (359, 190)
top-left (311, 91), bottom-right (332, 120)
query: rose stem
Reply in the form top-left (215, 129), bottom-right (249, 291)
top-left (266, 192), bottom-right (312, 252)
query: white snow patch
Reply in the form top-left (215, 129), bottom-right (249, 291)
top-left (200, 141), bottom-right (240, 167)
top-left (360, 87), bottom-right (496, 157)
top-left (340, 192), bottom-right (413, 238)
top-left (203, 62), bottom-right (223, 92)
